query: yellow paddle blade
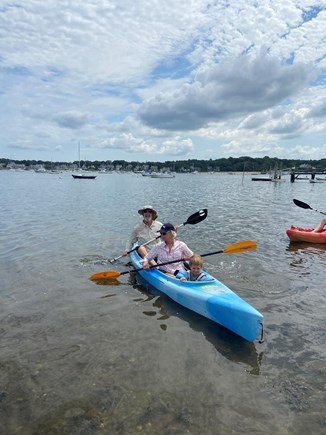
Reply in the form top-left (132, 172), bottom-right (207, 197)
top-left (223, 240), bottom-right (257, 254)
top-left (89, 270), bottom-right (121, 280)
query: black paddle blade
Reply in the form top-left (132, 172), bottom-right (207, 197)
top-left (185, 208), bottom-right (208, 225)
top-left (293, 199), bottom-right (311, 209)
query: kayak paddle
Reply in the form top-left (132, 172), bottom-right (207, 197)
top-left (89, 240), bottom-right (257, 281)
top-left (108, 208), bottom-right (208, 263)
top-left (293, 199), bottom-right (326, 216)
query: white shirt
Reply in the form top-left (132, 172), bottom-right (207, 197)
top-left (126, 220), bottom-right (163, 250)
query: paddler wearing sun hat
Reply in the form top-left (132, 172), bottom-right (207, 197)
top-left (122, 205), bottom-right (163, 259)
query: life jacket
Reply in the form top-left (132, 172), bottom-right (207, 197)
top-left (188, 271), bottom-right (207, 281)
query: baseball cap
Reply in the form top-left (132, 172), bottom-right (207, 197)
top-left (159, 223), bottom-right (175, 234)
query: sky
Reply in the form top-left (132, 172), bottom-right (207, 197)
top-left (0, 0), bottom-right (325, 163)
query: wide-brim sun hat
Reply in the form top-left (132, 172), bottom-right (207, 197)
top-left (138, 205), bottom-right (158, 220)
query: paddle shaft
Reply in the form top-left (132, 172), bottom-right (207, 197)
top-left (89, 240), bottom-right (256, 280)
top-left (293, 199), bottom-right (326, 216)
top-left (112, 243), bottom-right (255, 276)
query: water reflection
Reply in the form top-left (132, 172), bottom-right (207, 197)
top-left (286, 242), bottom-right (326, 253)
top-left (2, 171), bottom-right (326, 433)
top-left (92, 278), bottom-right (121, 286)
top-left (285, 242), bottom-right (326, 276)
top-left (100, 293), bottom-right (117, 298)
top-left (129, 273), bottom-right (264, 375)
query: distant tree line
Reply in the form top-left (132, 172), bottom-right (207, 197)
top-left (1, 156), bottom-right (326, 172)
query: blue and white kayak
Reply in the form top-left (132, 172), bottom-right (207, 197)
top-left (130, 247), bottom-right (263, 342)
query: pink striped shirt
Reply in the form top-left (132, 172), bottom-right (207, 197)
top-left (144, 240), bottom-right (193, 274)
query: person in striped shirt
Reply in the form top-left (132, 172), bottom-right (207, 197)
top-left (142, 223), bottom-right (193, 276)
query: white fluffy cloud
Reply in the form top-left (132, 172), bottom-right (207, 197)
top-left (0, 0), bottom-right (325, 161)
top-left (138, 52), bottom-right (310, 130)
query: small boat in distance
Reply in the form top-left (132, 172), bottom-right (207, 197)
top-left (34, 166), bottom-right (47, 173)
top-left (72, 173), bottom-right (97, 179)
top-left (72, 142), bottom-right (97, 179)
top-left (251, 176), bottom-right (273, 181)
top-left (150, 172), bottom-right (175, 178)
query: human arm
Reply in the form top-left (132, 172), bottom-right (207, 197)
top-left (142, 244), bottom-right (160, 269)
top-left (174, 270), bottom-right (188, 281)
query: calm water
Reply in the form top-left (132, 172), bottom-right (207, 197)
top-left (1, 170), bottom-right (325, 435)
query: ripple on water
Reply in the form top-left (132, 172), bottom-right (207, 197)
top-left (1, 171), bottom-right (326, 435)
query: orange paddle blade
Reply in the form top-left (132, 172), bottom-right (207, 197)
top-left (89, 271), bottom-right (121, 280)
top-left (223, 240), bottom-right (257, 254)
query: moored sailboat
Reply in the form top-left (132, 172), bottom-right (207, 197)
top-left (72, 142), bottom-right (97, 179)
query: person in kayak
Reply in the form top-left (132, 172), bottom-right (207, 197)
top-left (122, 205), bottom-right (163, 258)
top-left (176, 254), bottom-right (212, 282)
top-left (142, 223), bottom-right (193, 276)
top-left (313, 217), bottom-right (326, 232)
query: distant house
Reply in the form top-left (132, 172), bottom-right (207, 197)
top-left (299, 163), bottom-right (315, 170)
top-left (7, 162), bottom-right (26, 170)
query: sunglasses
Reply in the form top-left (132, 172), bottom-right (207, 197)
top-left (143, 209), bottom-right (153, 213)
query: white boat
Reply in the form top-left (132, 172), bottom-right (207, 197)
top-left (49, 170), bottom-right (61, 174)
top-left (150, 172), bottom-right (175, 178)
top-left (34, 167), bottom-right (47, 173)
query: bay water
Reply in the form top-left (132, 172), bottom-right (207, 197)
top-left (0, 170), bottom-right (325, 434)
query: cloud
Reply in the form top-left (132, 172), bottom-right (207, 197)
top-left (0, 0), bottom-right (325, 162)
top-left (268, 111), bottom-right (304, 135)
top-left (239, 113), bottom-right (268, 129)
top-left (52, 111), bottom-right (91, 129)
top-left (222, 139), bottom-right (284, 157)
top-left (160, 137), bottom-right (194, 155)
top-left (7, 141), bottom-right (50, 151)
top-left (291, 144), bottom-right (325, 157)
top-left (91, 133), bottom-right (193, 156)
top-left (138, 52), bottom-right (310, 130)
top-left (309, 100), bottom-right (326, 118)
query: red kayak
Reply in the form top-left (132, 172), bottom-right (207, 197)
top-left (286, 226), bottom-right (326, 243)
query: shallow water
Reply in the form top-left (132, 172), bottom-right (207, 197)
top-left (0, 170), bottom-right (325, 434)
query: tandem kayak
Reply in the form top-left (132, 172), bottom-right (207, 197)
top-left (130, 246), bottom-right (263, 342)
top-left (286, 226), bottom-right (326, 243)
